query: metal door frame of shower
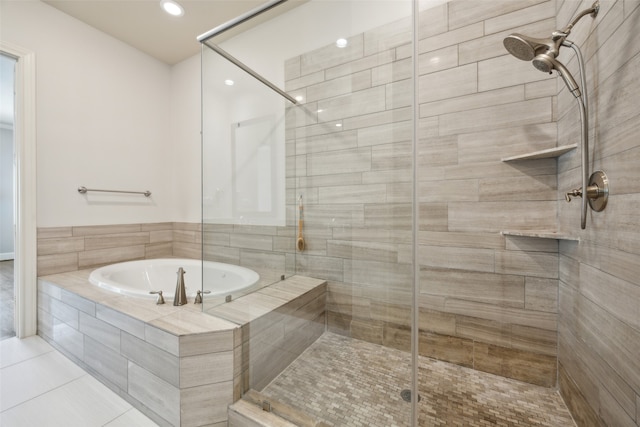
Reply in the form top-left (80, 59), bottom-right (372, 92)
top-left (197, 0), bottom-right (298, 105)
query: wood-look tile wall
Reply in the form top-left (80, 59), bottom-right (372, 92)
top-left (283, 0), bottom-right (561, 388)
top-left (36, 0), bottom-right (562, 390)
top-left (415, 0), bottom-right (559, 387)
top-left (556, 0), bottom-right (640, 425)
top-left (36, 222), bottom-right (202, 276)
top-left (198, 0), bottom-right (562, 389)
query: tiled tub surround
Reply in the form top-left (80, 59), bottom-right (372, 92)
top-left (37, 269), bottom-right (326, 426)
top-left (37, 222), bottom-right (203, 277)
top-left (209, 276), bottom-right (327, 394)
top-left (37, 222), bottom-right (294, 290)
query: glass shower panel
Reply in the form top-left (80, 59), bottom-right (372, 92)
top-left (201, 1), bottom-right (417, 425)
top-left (416, 0), bottom-right (564, 425)
top-left (201, 45), bottom-right (293, 310)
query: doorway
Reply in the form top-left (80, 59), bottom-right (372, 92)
top-left (0, 42), bottom-right (37, 339)
top-left (1, 52), bottom-right (17, 339)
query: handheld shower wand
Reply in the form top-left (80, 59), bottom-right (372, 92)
top-left (502, 1), bottom-right (608, 230)
top-left (532, 54), bottom-right (580, 97)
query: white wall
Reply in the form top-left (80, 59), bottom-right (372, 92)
top-left (0, 0), bottom-right (174, 227)
top-left (169, 54), bottom-right (201, 223)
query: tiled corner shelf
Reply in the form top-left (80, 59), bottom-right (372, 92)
top-left (501, 230), bottom-right (579, 241)
top-left (501, 144), bottom-right (577, 162)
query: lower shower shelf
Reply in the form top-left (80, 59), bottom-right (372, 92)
top-left (501, 144), bottom-right (577, 162)
top-left (501, 230), bottom-right (579, 241)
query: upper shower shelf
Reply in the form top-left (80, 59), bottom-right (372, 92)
top-left (501, 144), bottom-right (577, 162)
top-left (501, 230), bottom-right (579, 241)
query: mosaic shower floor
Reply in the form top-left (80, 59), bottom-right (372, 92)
top-left (260, 333), bottom-right (575, 427)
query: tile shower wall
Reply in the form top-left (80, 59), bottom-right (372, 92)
top-left (203, 0), bottom-right (562, 388)
top-left (413, 0), bottom-right (560, 387)
top-left (556, 0), bottom-right (640, 426)
top-left (281, 0), bottom-right (561, 388)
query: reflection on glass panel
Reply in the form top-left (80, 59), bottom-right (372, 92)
top-left (201, 46), bottom-right (291, 310)
top-left (231, 115), bottom-right (278, 219)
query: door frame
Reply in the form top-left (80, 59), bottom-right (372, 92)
top-left (1, 41), bottom-right (37, 338)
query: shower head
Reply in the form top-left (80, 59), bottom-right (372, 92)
top-left (533, 54), bottom-right (581, 98)
top-left (504, 1), bottom-right (599, 60)
top-left (503, 33), bottom-right (557, 61)
top-left (503, 2), bottom-right (599, 99)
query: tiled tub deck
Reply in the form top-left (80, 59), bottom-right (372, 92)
top-left (37, 270), bottom-right (327, 427)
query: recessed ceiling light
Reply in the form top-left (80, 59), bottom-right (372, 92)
top-left (295, 95), bottom-right (304, 102)
top-left (336, 38), bottom-right (348, 48)
top-left (160, 0), bottom-right (184, 16)
top-left (335, 123), bottom-right (342, 127)
top-left (224, 79), bottom-right (234, 86)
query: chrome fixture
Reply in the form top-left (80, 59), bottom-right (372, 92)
top-left (503, 1), bottom-right (608, 229)
top-left (565, 170), bottom-right (609, 211)
top-left (173, 267), bottom-right (188, 306)
top-left (194, 289), bottom-right (211, 304)
top-left (149, 290), bottom-right (165, 304)
top-left (197, 0), bottom-right (298, 105)
top-left (197, 0), bottom-right (286, 43)
top-left (78, 186), bottom-right (151, 197)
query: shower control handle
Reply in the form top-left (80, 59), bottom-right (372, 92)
top-left (565, 171), bottom-right (608, 208)
top-left (565, 188), bottom-right (582, 202)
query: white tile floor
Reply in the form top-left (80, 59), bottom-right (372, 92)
top-left (0, 335), bottom-right (159, 427)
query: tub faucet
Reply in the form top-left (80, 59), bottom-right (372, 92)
top-left (194, 289), bottom-right (211, 304)
top-left (173, 267), bottom-right (188, 306)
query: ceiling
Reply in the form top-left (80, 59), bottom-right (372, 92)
top-left (43, 0), bottom-right (306, 65)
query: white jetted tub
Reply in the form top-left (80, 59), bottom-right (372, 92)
top-left (89, 258), bottom-right (260, 300)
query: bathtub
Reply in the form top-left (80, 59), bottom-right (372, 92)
top-left (89, 258), bottom-right (260, 300)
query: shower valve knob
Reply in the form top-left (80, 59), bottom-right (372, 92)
top-left (565, 188), bottom-right (582, 202)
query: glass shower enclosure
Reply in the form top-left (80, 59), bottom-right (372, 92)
top-left (200, 0), bottom-right (417, 424)
top-left (200, 0), bottom-right (568, 425)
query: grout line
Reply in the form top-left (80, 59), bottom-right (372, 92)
top-left (0, 372), bottom-right (89, 413)
top-left (0, 344), bottom-right (55, 370)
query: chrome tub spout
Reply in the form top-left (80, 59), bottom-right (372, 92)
top-left (173, 267), bottom-right (188, 306)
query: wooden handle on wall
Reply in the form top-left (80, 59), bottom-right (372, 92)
top-left (296, 219), bottom-right (305, 251)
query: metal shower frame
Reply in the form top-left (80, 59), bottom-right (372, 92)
top-left (197, 0), bottom-right (298, 104)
